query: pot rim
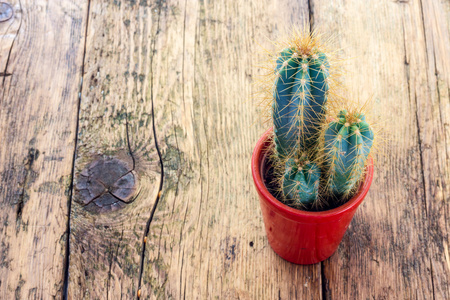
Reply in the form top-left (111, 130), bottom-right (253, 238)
top-left (251, 128), bottom-right (374, 222)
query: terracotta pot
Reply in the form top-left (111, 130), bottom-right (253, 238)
top-left (251, 128), bottom-right (374, 264)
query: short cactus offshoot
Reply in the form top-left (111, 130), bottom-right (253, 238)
top-left (282, 155), bottom-right (321, 206)
top-left (322, 110), bottom-right (374, 200)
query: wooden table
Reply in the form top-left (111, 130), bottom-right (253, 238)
top-left (1, 0), bottom-right (449, 299)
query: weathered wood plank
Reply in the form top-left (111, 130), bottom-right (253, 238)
top-left (0, 0), bottom-right (87, 298)
top-left (311, 0), bottom-right (448, 298)
top-left (418, 0), bottom-right (450, 298)
top-left (139, 0), bottom-right (322, 299)
top-left (67, 1), bottom-right (162, 299)
top-left (0, 2), bottom-right (18, 75)
top-left (1, 0), bottom-right (446, 298)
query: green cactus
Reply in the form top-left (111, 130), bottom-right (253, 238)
top-left (282, 156), bottom-right (321, 206)
top-left (261, 30), bottom-right (376, 210)
top-left (322, 110), bottom-right (374, 198)
top-left (273, 48), bottom-right (330, 158)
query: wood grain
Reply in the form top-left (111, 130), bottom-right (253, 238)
top-left (139, 0), bottom-right (323, 299)
top-left (311, 0), bottom-right (449, 298)
top-left (417, 0), bottom-right (450, 298)
top-left (0, 0), bottom-right (448, 298)
top-left (66, 1), bottom-right (162, 298)
top-left (0, 0), bottom-right (87, 298)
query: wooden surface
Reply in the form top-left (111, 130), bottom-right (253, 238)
top-left (0, 1), bottom-right (87, 298)
top-left (0, 0), bottom-right (448, 299)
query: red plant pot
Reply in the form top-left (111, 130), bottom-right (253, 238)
top-left (251, 128), bottom-right (374, 265)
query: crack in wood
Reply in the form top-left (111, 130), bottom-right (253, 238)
top-left (136, 95), bottom-right (165, 298)
top-left (136, 2), bottom-right (164, 295)
top-left (16, 148), bottom-right (39, 231)
top-left (62, 0), bottom-right (91, 298)
top-left (125, 111), bottom-right (136, 170)
top-left (307, 0), bottom-right (314, 31)
top-left (321, 261), bottom-right (330, 300)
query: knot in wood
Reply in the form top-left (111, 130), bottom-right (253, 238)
top-left (75, 157), bottom-right (138, 213)
top-left (0, 3), bottom-right (13, 23)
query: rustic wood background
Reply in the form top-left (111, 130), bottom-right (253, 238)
top-left (0, 0), bottom-right (449, 299)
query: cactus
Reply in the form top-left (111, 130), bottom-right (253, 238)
top-left (282, 155), bottom-right (321, 206)
top-left (322, 110), bottom-right (374, 199)
top-left (260, 29), bottom-right (376, 210)
top-left (273, 47), bottom-right (330, 158)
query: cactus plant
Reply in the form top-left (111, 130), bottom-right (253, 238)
top-left (322, 110), bottom-right (374, 199)
top-left (252, 28), bottom-right (377, 265)
top-left (273, 47), bottom-right (330, 158)
top-left (261, 29), bottom-right (375, 210)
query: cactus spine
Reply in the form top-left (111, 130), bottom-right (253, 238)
top-left (323, 110), bottom-right (374, 198)
top-left (282, 156), bottom-right (321, 206)
top-left (273, 47), bottom-right (330, 158)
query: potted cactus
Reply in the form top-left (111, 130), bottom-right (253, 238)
top-left (251, 29), bottom-right (375, 264)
